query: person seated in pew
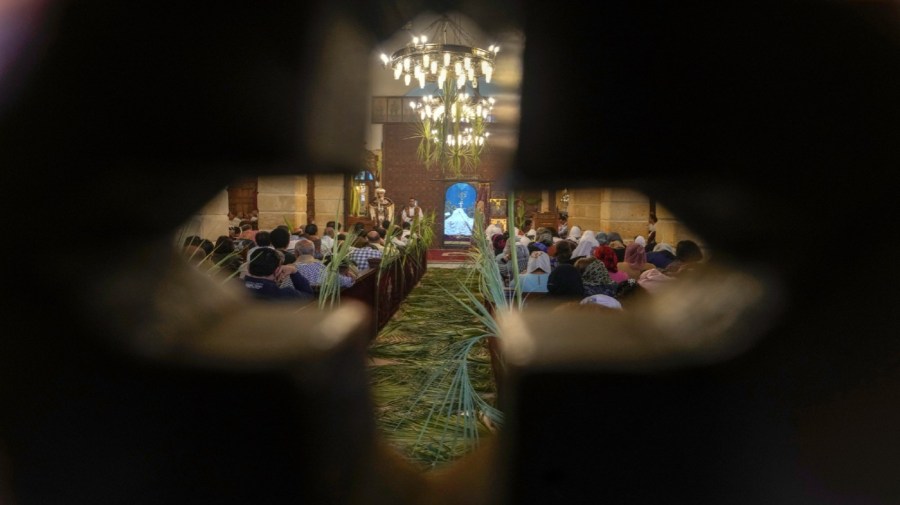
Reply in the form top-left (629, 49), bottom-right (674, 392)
top-left (292, 238), bottom-right (354, 288)
top-left (347, 230), bottom-right (384, 271)
top-left (575, 256), bottom-right (619, 298)
top-left (243, 247), bottom-right (314, 303)
top-left (546, 263), bottom-right (586, 303)
top-left (511, 250), bottom-right (552, 293)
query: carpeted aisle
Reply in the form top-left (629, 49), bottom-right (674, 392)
top-left (367, 267), bottom-right (498, 470)
top-left (425, 248), bottom-right (470, 263)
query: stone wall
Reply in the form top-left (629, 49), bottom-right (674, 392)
top-left (177, 189), bottom-right (230, 245)
top-left (564, 188), bottom-right (699, 249)
top-left (313, 174), bottom-right (346, 227)
top-left (257, 175), bottom-right (308, 231)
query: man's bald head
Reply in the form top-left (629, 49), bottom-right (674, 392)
top-left (366, 230), bottom-right (381, 243)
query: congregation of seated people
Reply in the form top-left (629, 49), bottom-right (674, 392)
top-left (179, 217), bottom-right (425, 304)
top-left (491, 219), bottom-right (706, 311)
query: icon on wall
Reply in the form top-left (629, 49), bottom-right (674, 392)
top-left (443, 182), bottom-right (477, 247)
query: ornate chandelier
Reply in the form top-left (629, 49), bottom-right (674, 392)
top-left (379, 14), bottom-right (499, 91)
top-left (411, 91), bottom-right (495, 149)
top-left (379, 14), bottom-right (500, 177)
top-left (408, 82), bottom-right (495, 177)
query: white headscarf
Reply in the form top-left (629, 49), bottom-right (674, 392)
top-left (653, 242), bottom-right (676, 255)
top-left (485, 223), bottom-right (503, 241)
top-left (634, 235), bottom-right (647, 247)
top-left (569, 225), bottom-right (582, 240)
top-left (580, 294), bottom-right (623, 310)
top-left (572, 230), bottom-right (599, 258)
top-left (526, 250), bottom-right (552, 274)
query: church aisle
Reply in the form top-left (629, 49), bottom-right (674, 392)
top-left (367, 267), bottom-right (498, 470)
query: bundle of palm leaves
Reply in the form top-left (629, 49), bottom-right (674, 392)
top-left (368, 266), bottom-right (500, 470)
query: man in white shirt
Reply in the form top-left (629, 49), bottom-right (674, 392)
top-left (400, 197), bottom-right (424, 225)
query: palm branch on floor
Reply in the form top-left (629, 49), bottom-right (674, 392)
top-left (369, 193), bottom-right (521, 469)
top-left (369, 268), bottom-right (499, 468)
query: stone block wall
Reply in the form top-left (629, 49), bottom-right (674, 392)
top-left (313, 174), bottom-right (346, 227)
top-left (257, 175), bottom-right (307, 231)
top-left (177, 189), bottom-right (230, 244)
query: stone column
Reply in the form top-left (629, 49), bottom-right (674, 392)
top-left (567, 189), bottom-right (604, 232)
top-left (655, 202), bottom-right (702, 251)
top-left (565, 188), bottom-right (651, 241)
top-left (176, 189), bottom-right (230, 244)
top-left (597, 188), bottom-right (651, 242)
top-left (257, 175), bottom-right (308, 231)
top-left (312, 174), bottom-right (345, 228)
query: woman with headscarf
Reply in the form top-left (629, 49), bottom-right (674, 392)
top-left (571, 229), bottom-right (600, 261)
top-left (617, 242), bottom-right (653, 280)
top-left (593, 244), bottom-right (629, 283)
top-left (646, 242), bottom-right (677, 269)
top-left (548, 239), bottom-right (574, 269)
top-left (662, 239), bottom-right (705, 276)
top-left (491, 232), bottom-right (508, 256)
top-left (497, 240), bottom-right (529, 282)
top-left (607, 231), bottom-right (627, 262)
top-left (485, 222), bottom-right (503, 243)
top-left (575, 257), bottom-right (618, 297)
top-left (546, 263), bottom-right (585, 301)
top-left (568, 225), bottom-right (582, 242)
top-left (511, 250), bottom-right (552, 293)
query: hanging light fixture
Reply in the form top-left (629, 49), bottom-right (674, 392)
top-left (410, 92), bottom-right (494, 148)
top-left (407, 82), bottom-right (495, 177)
top-left (379, 14), bottom-right (499, 91)
top-left (379, 14), bottom-right (500, 177)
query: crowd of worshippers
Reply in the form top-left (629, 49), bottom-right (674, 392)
top-left (181, 218), bottom-right (417, 303)
top-left (487, 216), bottom-right (705, 312)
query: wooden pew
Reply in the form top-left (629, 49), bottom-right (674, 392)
top-left (335, 249), bottom-right (428, 341)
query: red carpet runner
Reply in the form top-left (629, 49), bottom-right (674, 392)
top-left (426, 248), bottom-right (470, 263)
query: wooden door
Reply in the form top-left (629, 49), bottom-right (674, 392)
top-left (228, 177), bottom-right (258, 218)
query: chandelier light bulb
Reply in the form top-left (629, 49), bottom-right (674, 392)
top-left (404, 73), bottom-right (411, 86)
top-left (380, 53), bottom-right (389, 65)
top-left (403, 57), bottom-right (411, 72)
top-left (393, 64), bottom-right (402, 80)
top-left (443, 52), bottom-right (451, 67)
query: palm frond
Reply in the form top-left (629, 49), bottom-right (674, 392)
top-left (318, 229), bottom-right (360, 310)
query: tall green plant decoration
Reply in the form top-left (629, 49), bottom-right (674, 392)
top-left (318, 199), bottom-right (360, 310)
top-left (385, 193), bottom-right (522, 465)
top-left (410, 80), bottom-right (493, 179)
